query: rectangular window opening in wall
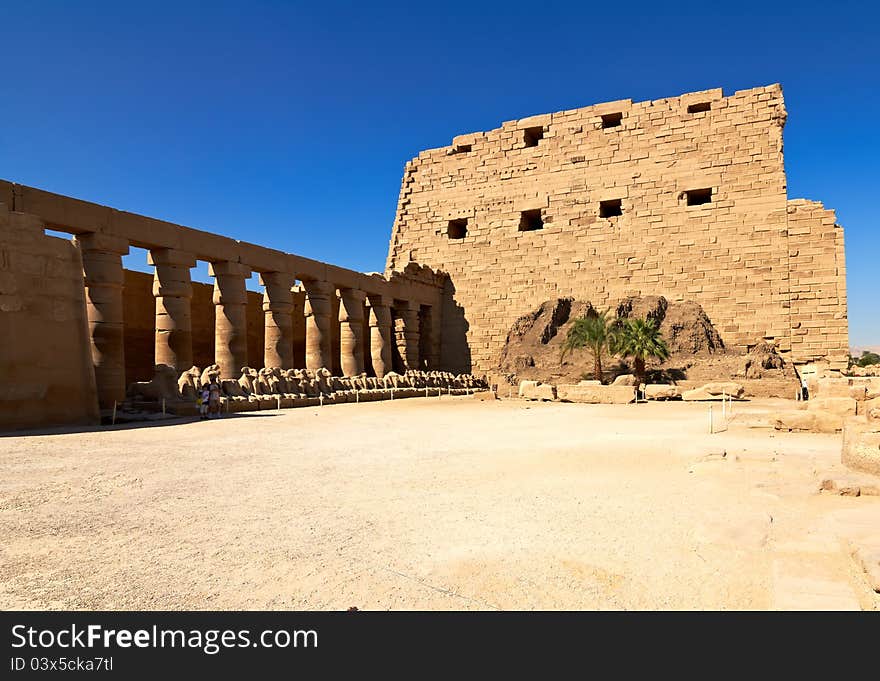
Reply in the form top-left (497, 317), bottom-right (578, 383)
top-left (518, 209), bottom-right (543, 231)
top-left (44, 228), bottom-right (72, 240)
top-left (687, 101), bottom-right (711, 114)
top-left (599, 199), bottom-right (622, 218)
top-left (685, 188), bottom-right (712, 206)
top-left (601, 112), bottom-right (622, 129)
top-left (453, 144), bottom-right (472, 154)
top-left (447, 218), bottom-right (468, 239)
top-left (523, 126), bottom-right (543, 148)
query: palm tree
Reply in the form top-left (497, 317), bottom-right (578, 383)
top-left (614, 318), bottom-right (670, 385)
top-left (560, 310), bottom-right (616, 383)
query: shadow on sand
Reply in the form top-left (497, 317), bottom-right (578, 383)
top-left (0, 411), bottom-right (278, 438)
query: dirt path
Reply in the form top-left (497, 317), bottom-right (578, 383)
top-left (1, 397), bottom-right (877, 610)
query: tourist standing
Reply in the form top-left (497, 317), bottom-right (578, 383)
top-left (208, 381), bottom-right (222, 418)
top-left (198, 385), bottom-right (210, 419)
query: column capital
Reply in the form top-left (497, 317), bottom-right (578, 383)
top-left (148, 248), bottom-right (196, 268)
top-left (396, 299), bottom-right (421, 313)
top-left (338, 287), bottom-right (367, 303)
top-left (259, 271), bottom-right (297, 289)
top-left (367, 293), bottom-right (392, 309)
top-left (339, 288), bottom-right (366, 323)
top-left (302, 278), bottom-right (335, 298)
top-left (209, 260), bottom-right (251, 278)
top-left (74, 232), bottom-right (130, 256)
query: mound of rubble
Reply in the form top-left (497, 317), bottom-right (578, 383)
top-left (497, 295), bottom-right (798, 397)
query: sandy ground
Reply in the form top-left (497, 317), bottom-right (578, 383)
top-left (1, 396), bottom-right (878, 611)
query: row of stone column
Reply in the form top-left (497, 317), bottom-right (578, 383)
top-left (75, 239), bottom-right (429, 409)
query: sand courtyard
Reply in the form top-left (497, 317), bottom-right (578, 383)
top-left (1, 396), bottom-right (878, 611)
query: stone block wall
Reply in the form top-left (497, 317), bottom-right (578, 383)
top-left (0, 203), bottom-right (99, 429)
top-left (786, 200), bottom-right (848, 365)
top-left (385, 84), bottom-right (848, 374)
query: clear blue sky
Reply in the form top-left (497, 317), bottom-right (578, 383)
top-left (1, 1), bottom-right (877, 345)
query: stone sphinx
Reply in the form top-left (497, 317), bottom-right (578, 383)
top-left (298, 369), bottom-right (320, 397)
top-left (256, 367), bottom-right (277, 395)
top-left (177, 366), bottom-right (202, 401)
top-left (221, 377), bottom-right (247, 398)
top-left (200, 364), bottom-right (221, 387)
top-left (383, 371), bottom-right (406, 389)
top-left (238, 367), bottom-right (259, 395)
top-left (315, 368), bottom-right (334, 396)
top-left (127, 364), bottom-right (180, 402)
top-left (282, 369), bottom-right (303, 396)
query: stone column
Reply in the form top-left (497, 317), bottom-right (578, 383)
top-left (76, 233), bottom-right (129, 408)
top-left (396, 301), bottom-right (421, 371)
top-left (149, 248), bottom-right (195, 372)
top-left (367, 294), bottom-right (393, 378)
top-left (338, 288), bottom-right (367, 376)
top-left (261, 271), bottom-right (296, 368)
top-left (210, 261), bottom-right (251, 379)
top-left (422, 304), bottom-right (441, 370)
top-left (291, 287), bottom-right (306, 368)
top-left (303, 279), bottom-right (334, 370)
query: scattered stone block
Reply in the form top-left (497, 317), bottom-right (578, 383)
top-left (556, 384), bottom-right (636, 404)
top-left (644, 384), bottom-right (682, 400)
top-left (682, 382), bottom-right (745, 401)
top-left (771, 410), bottom-right (843, 433)
top-left (816, 379), bottom-right (852, 398)
top-left (519, 381), bottom-right (556, 401)
top-left (807, 397), bottom-right (857, 417)
top-left (859, 397), bottom-right (880, 421)
top-left (842, 420), bottom-right (880, 476)
top-left (612, 374), bottom-right (637, 386)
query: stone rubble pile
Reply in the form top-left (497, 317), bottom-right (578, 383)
top-left (772, 376), bottom-right (880, 434)
top-left (518, 377), bottom-right (746, 404)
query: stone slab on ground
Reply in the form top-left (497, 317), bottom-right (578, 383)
top-left (842, 420), bottom-right (880, 476)
top-left (808, 397), bottom-right (857, 417)
top-left (819, 475), bottom-right (880, 497)
top-left (644, 384), bottom-right (682, 400)
top-left (518, 381), bottom-right (556, 401)
top-left (556, 384), bottom-right (636, 404)
top-left (771, 410), bottom-right (843, 434)
top-left (682, 381), bottom-right (745, 401)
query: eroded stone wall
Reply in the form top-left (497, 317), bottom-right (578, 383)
top-left (0, 204), bottom-right (99, 429)
top-left (786, 200), bottom-right (848, 364)
top-left (385, 84), bottom-right (848, 374)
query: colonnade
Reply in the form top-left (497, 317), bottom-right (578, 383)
top-left (75, 241), bottom-right (436, 409)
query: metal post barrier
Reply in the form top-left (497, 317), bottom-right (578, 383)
top-left (111, 400), bottom-right (117, 426)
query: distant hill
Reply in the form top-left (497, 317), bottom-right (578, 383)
top-left (851, 345), bottom-right (880, 357)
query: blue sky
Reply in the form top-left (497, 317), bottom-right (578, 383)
top-left (1, 1), bottom-right (877, 345)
